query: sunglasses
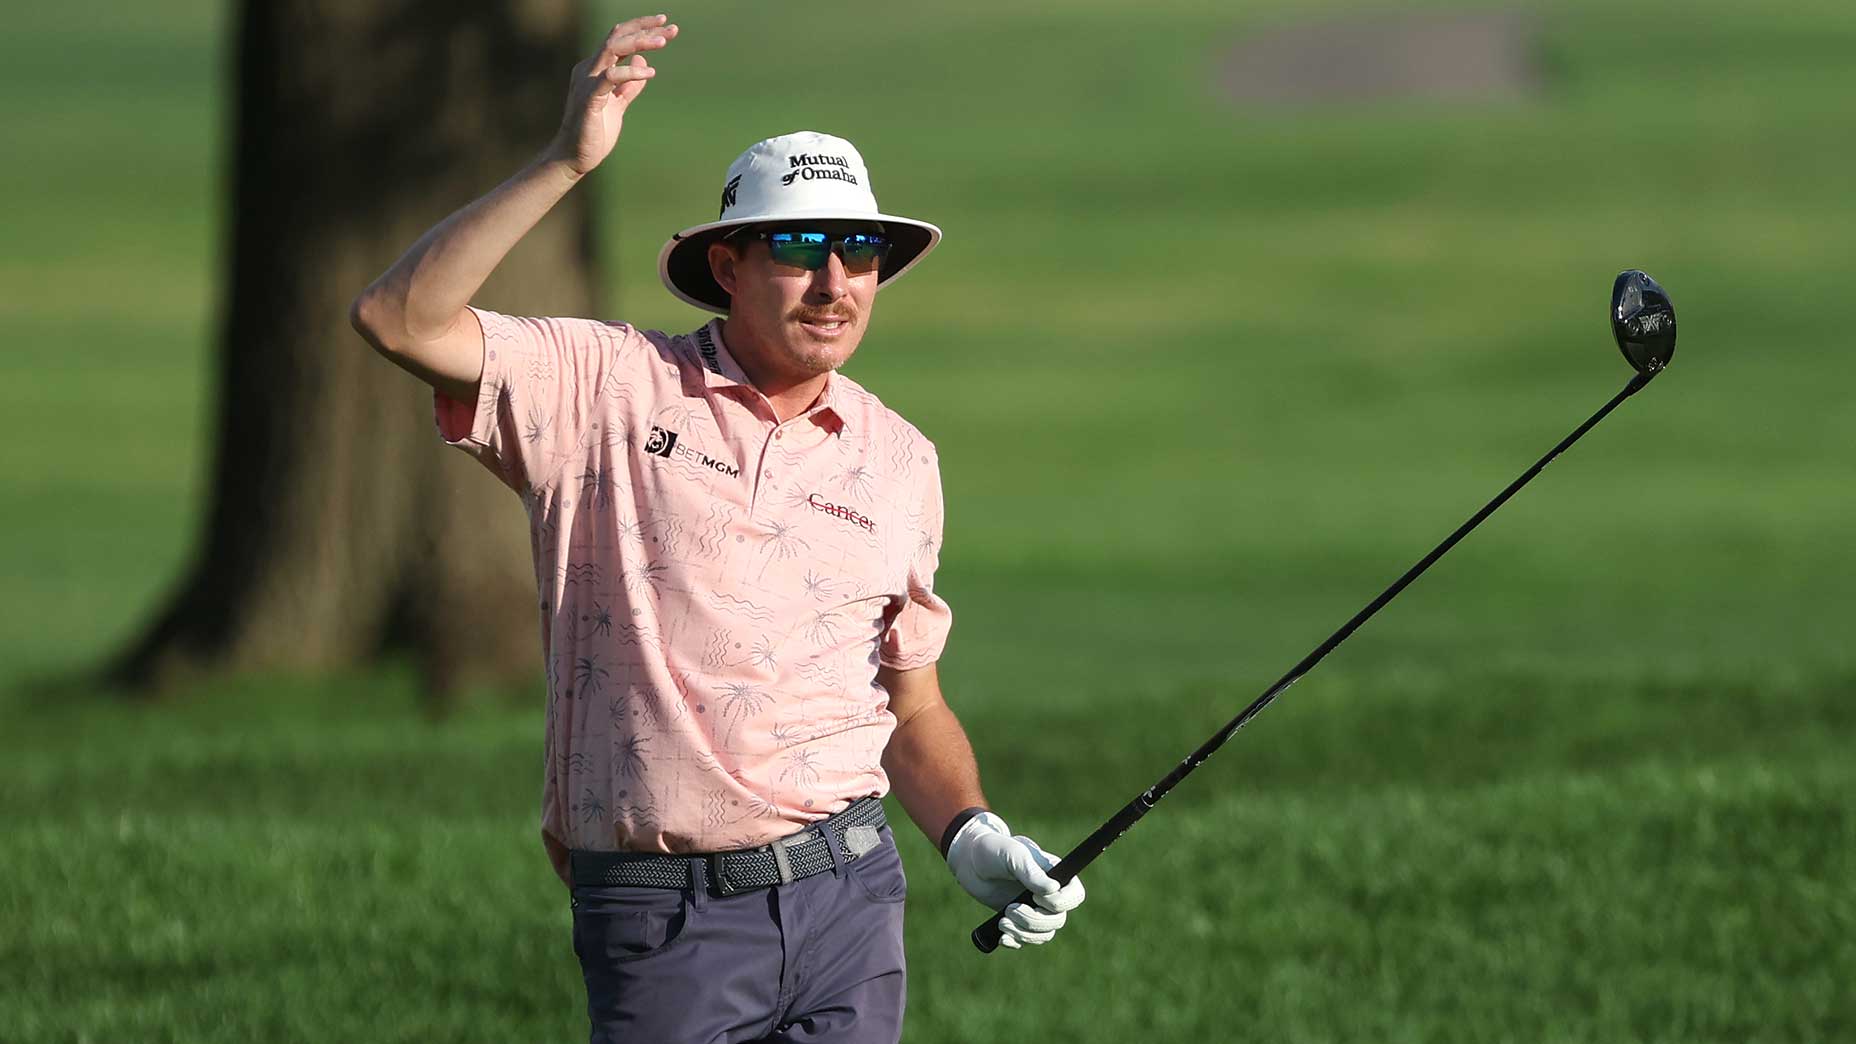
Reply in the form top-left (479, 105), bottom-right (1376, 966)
top-left (736, 229), bottom-right (892, 274)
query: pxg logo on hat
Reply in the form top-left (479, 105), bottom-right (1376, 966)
top-left (659, 130), bottom-right (945, 315)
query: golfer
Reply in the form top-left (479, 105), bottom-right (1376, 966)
top-left (350, 14), bottom-right (1083, 1042)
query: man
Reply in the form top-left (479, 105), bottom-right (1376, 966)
top-left (348, 13), bottom-right (1084, 1044)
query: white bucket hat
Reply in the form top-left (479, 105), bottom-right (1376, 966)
top-left (658, 131), bottom-right (943, 314)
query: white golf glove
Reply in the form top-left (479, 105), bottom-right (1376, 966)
top-left (944, 811), bottom-right (1086, 949)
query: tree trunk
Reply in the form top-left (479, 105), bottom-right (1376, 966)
top-left (108, 0), bottom-right (596, 708)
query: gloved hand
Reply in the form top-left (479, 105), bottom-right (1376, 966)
top-left (944, 811), bottom-right (1086, 949)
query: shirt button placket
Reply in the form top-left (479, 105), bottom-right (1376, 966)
top-left (750, 425), bottom-right (780, 517)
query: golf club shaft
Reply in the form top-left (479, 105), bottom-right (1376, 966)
top-left (972, 369), bottom-right (1657, 953)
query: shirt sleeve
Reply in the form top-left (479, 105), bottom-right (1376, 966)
top-left (880, 450), bottom-right (953, 670)
top-left (432, 306), bottom-right (635, 495)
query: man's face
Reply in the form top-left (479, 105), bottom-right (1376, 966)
top-left (709, 221), bottom-right (884, 387)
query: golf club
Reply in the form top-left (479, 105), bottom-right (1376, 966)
top-left (972, 270), bottom-right (1677, 953)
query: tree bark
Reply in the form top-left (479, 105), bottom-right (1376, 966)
top-left (108, 0), bottom-right (596, 708)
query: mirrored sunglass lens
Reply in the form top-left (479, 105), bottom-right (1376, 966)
top-left (765, 231), bottom-right (890, 271)
top-left (840, 235), bottom-right (891, 272)
top-left (768, 233), bottom-right (830, 268)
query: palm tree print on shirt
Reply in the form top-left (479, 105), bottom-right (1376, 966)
top-left (747, 635), bottom-right (778, 671)
top-left (613, 733), bottom-right (650, 780)
top-left (802, 570), bottom-right (836, 601)
top-left (574, 656), bottom-right (609, 699)
top-left (837, 463), bottom-right (875, 503)
top-left (717, 682), bottom-right (770, 740)
top-left (524, 402), bottom-right (551, 445)
top-left (757, 520), bottom-right (810, 577)
top-left (581, 602), bottom-right (613, 639)
top-left (741, 787), bottom-right (779, 821)
top-left (805, 608), bottom-right (843, 648)
top-left (780, 748), bottom-right (822, 790)
top-left (615, 515), bottom-right (649, 546)
top-left (623, 560), bottom-right (669, 593)
top-left (574, 787), bottom-right (607, 825)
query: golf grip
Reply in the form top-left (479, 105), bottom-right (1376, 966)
top-left (973, 370), bottom-right (1655, 953)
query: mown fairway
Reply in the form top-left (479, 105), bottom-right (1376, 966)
top-left (3, 0), bottom-right (1852, 1040)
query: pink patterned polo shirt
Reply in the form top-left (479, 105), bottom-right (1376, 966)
top-left (433, 307), bottom-right (951, 882)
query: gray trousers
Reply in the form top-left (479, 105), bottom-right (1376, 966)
top-left (570, 823), bottom-right (907, 1043)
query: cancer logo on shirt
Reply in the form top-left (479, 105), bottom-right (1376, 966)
top-left (806, 492), bottom-right (876, 533)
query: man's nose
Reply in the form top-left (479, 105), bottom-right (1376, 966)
top-left (806, 251), bottom-right (849, 301)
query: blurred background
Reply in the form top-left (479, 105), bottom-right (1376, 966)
top-left (3, 0), bottom-right (1851, 1040)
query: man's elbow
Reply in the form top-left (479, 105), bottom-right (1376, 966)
top-left (349, 288), bottom-right (402, 357)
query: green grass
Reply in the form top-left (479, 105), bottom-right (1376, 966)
top-left (3, 0), bottom-right (1853, 1040)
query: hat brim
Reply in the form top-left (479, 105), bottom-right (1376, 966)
top-left (659, 211), bottom-right (942, 315)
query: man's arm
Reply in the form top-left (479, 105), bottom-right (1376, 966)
top-left (878, 662), bottom-right (987, 849)
top-left (348, 14), bottom-right (678, 401)
top-left (348, 160), bottom-right (578, 402)
top-left (879, 662), bottom-right (1087, 949)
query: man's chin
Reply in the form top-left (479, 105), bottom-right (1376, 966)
top-left (784, 330), bottom-right (860, 371)
top-left (789, 350), bottom-right (850, 378)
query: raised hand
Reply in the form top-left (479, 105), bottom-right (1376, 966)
top-left (549, 13), bottom-right (680, 177)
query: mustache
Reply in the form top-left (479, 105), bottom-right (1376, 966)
top-left (793, 308), bottom-right (854, 324)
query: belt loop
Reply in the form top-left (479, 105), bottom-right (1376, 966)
top-left (770, 835), bottom-right (797, 884)
top-left (820, 809), bottom-right (847, 876)
top-left (689, 854), bottom-right (709, 909)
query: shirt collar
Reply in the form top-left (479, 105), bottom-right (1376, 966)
top-left (691, 319), bottom-right (754, 389)
top-left (811, 374), bottom-right (849, 435)
top-left (692, 319), bottom-right (850, 435)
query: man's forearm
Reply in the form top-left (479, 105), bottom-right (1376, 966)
top-left (882, 701), bottom-right (988, 852)
top-left (360, 149), bottom-right (584, 342)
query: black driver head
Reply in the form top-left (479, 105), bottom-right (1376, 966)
top-left (1611, 270), bottom-right (1677, 374)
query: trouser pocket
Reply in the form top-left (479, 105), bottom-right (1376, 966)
top-left (848, 826), bottom-right (908, 904)
top-left (571, 884), bottom-right (695, 964)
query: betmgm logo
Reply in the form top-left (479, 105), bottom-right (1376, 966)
top-left (644, 425), bottom-right (741, 478)
top-left (643, 425), bottom-right (679, 457)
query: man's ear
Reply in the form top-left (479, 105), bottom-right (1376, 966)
top-left (708, 242), bottom-right (738, 296)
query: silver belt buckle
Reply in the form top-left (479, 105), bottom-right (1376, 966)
top-left (768, 828), bottom-right (818, 884)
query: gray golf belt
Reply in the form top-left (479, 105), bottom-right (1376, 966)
top-left (570, 796), bottom-right (887, 896)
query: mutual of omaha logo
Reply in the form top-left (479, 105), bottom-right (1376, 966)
top-left (718, 174), bottom-right (742, 216)
top-left (779, 152), bottom-right (858, 187)
top-left (644, 425), bottom-right (740, 478)
top-left (807, 492), bottom-right (876, 533)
